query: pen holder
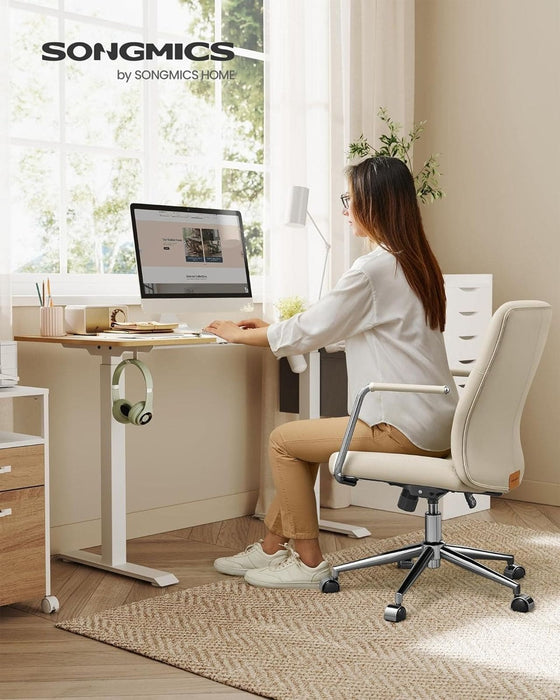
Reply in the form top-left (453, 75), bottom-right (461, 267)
top-left (40, 306), bottom-right (65, 337)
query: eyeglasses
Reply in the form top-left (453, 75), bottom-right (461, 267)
top-left (340, 193), bottom-right (350, 210)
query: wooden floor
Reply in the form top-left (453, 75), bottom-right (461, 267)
top-left (2, 498), bottom-right (560, 699)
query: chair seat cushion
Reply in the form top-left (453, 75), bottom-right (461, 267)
top-left (328, 451), bottom-right (494, 494)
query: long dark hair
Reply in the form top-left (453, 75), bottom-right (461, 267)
top-left (346, 156), bottom-right (446, 332)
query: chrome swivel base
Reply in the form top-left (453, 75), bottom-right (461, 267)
top-left (321, 498), bottom-right (534, 622)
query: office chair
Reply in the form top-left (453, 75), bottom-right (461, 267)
top-left (321, 300), bottom-right (552, 622)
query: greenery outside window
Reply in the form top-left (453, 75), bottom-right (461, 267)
top-left (9, 0), bottom-right (264, 302)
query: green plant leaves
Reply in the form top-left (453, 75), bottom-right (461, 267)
top-left (347, 108), bottom-right (444, 204)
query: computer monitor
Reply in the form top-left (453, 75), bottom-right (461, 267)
top-left (130, 203), bottom-right (252, 322)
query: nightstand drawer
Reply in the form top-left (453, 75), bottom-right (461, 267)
top-left (0, 445), bottom-right (44, 491)
top-left (0, 486), bottom-right (46, 606)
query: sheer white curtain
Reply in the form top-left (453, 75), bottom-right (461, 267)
top-left (258, 0), bottom-right (415, 516)
top-left (0, 0), bottom-right (11, 341)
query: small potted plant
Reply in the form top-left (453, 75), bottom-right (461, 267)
top-left (274, 295), bottom-right (306, 321)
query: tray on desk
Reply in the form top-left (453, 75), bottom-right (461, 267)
top-left (108, 322), bottom-right (179, 333)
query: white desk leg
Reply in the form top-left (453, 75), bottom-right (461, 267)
top-left (299, 351), bottom-right (370, 539)
top-left (60, 349), bottom-right (178, 586)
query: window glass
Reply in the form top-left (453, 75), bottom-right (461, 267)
top-left (162, 163), bottom-right (217, 208)
top-left (222, 56), bottom-right (263, 165)
top-left (65, 0), bottom-right (143, 27)
top-left (163, 0), bottom-right (214, 38)
top-left (156, 0), bottom-right (204, 36)
top-left (11, 148), bottom-right (60, 273)
top-left (64, 22), bottom-right (143, 149)
top-left (222, 0), bottom-right (263, 52)
top-left (223, 169), bottom-right (263, 276)
top-left (66, 153), bottom-right (142, 273)
top-left (10, 10), bottom-right (59, 141)
top-left (16, 0), bottom-right (57, 8)
top-left (158, 78), bottom-right (218, 160)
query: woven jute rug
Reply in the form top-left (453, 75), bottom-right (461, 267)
top-left (56, 521), bottom-right (560, 699)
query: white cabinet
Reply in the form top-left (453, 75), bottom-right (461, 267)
top-left (350, 274), bottom-right (493, 520)
top-left (0, 386), bottom-right (59, 612)
top-left (444, 274), bottom-right (493, 391)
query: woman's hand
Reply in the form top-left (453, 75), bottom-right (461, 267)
top-left (204, 320), bottom-right (245, 343)
top-left (238, 318), bottom-right (270, 329)
top-left (203, 319), bottom-right (271, 347)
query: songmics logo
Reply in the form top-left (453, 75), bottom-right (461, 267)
top-left (41, 41), bottom-right (235, 62)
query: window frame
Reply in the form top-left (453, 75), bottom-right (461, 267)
top-left (9, 0), bottom-right (264, 305)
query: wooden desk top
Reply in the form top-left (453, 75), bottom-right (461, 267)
top-left (14, 334), bottom-right (219, 348)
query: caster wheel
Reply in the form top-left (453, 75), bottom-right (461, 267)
top-left (384, 604), bottom-right (406, 622)
top-left (397, 559), bottom-right (414, 569)
top-left (321, 578), bottom-right (340, 593)
top-left (41, 596), bottom-right (60, 614)
top-left (504, 564), bottom-right (525, 580)
top-left (511, 594), bottom-right (534, 613)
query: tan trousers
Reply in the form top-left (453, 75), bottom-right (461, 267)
top-left (263, 417), bottom-right (449, 540)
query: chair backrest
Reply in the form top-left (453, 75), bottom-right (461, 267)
top-left (450, 300), bottom-right (551, 493)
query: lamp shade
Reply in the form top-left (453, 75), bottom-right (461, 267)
top-left (287, 185), bottom-right (309, 227)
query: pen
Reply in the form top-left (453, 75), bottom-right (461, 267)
top-left (35, 282), bottom-right (43, 306)
top-left (47, 278), bottom-right (52, 306)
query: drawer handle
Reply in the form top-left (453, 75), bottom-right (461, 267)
top-left (459, 287), bottom-right (477, 291)
top-left (0, 465), bottom-right (12, 475)
top-left (459, 359), bottom-right (476, 364)
top-left (458, 311), bottom-right (477, 316)
top-left (459, 335), bottom-right (476, 340)
top-left (0, 508), bottom-right (13, 518)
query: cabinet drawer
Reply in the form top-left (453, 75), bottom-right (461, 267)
top-left (445, 310), bottom-right (490, 336)
top-left (445, 335), bottom-right (484, 366)
top-left (0, 486), bottom-right (46, 606)
top-left (445, 285), bottom-right (492, 315)
top-left (0, 445), bottom-right (44, 491)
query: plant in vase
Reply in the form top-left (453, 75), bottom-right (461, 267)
top-left (274, 296), bottom-right (307, 373)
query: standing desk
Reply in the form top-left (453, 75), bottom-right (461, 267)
top-left (15, 333), bottom-right (221, 587)
top-left (15, 334), bottom-right (368, 587)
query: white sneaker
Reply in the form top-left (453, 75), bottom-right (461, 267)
top-left (244, 545), bottom-right (332, 590)
top-left (213, 540), bottom-right (289, 576)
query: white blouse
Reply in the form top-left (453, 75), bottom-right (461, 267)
top-left (266, 247), bottom-right (458, 451)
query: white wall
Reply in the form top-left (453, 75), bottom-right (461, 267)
top-left (415, 0), bottom-right (560, 504)
top-left (12, 305), bottom-right (264, 551)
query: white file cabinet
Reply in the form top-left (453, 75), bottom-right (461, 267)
top-left (0, 386), bottom-right (59, 612)
top-left (350, 274), bottom-right (493, 520)
top-left (444, 274), bottom-right (493, 391)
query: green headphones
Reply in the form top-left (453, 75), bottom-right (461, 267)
top-left (111, 359), bottom-right (153, 426)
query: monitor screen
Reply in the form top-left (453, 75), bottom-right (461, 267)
top-left (130, 203), bottom-right (252, 300)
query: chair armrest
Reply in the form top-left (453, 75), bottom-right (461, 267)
top-left (332, 382), bottom-right (450, 486)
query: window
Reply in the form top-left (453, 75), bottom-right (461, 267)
top-left (9, 0), bottom-right (264, 300)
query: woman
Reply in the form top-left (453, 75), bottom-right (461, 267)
top-left (204, 156), bottom-right (458, 589)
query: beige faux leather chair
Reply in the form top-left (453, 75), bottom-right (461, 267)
top-left (322, 300), bottom-right (552, 622)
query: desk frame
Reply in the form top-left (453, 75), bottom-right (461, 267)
top-left (16, 335), bottom-right (368, 588)
top-left (16, 334), bottom-right (217, 587)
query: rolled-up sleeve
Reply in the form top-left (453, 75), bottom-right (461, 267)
top-left (267, 268), bottom-right (376, 357)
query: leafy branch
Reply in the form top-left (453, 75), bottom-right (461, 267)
top-left (347, 107), bottom-right (444, 204)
